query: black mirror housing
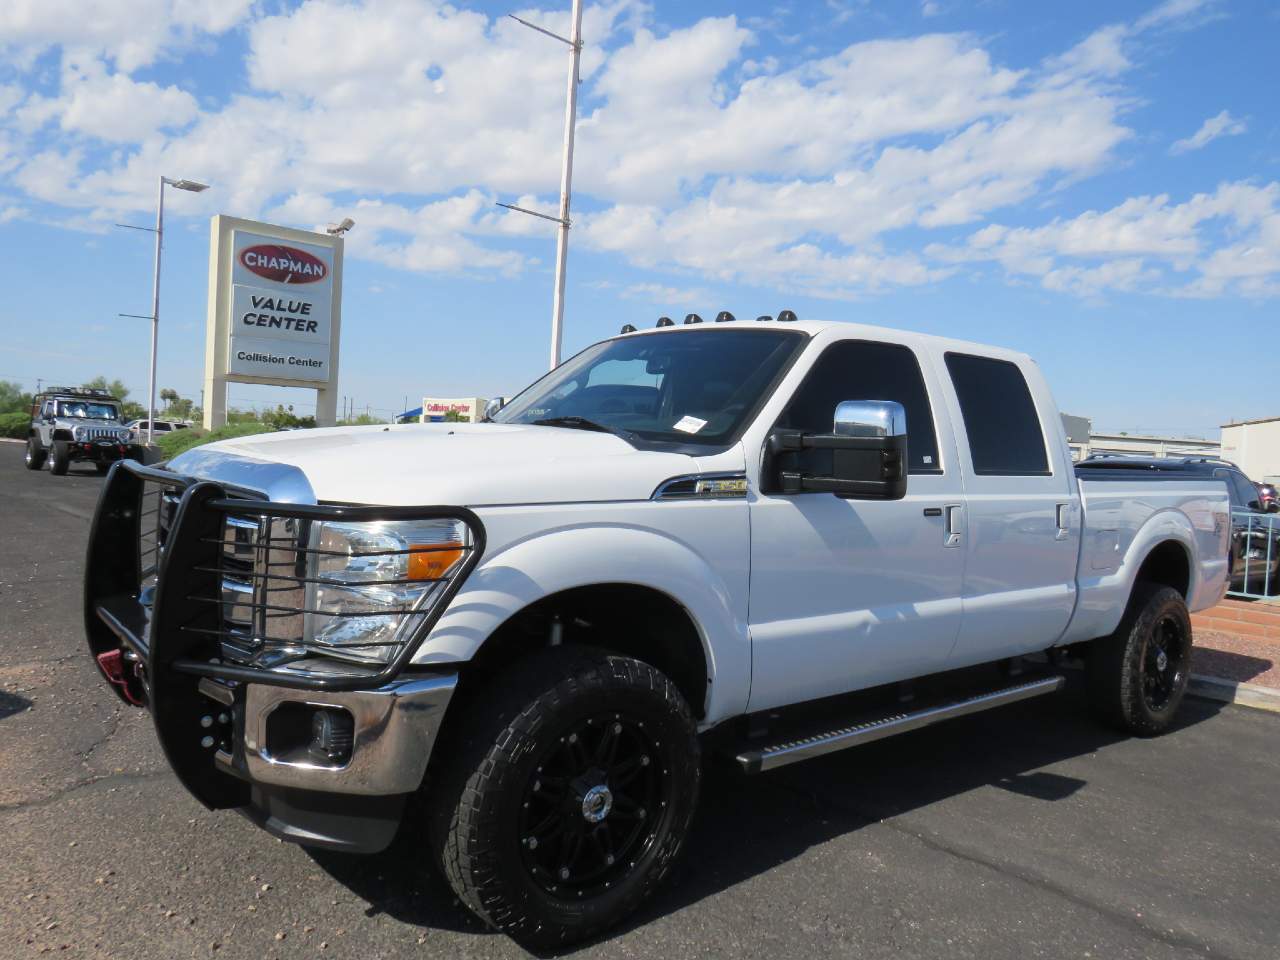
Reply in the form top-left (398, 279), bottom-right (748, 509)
top-left (763, 399), bottom-right (908, 500)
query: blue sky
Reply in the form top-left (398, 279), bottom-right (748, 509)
top-left (1, 0), bottom-right (1277, 434)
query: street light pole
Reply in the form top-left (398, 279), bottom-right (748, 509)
top-left (549, 0), bottom-right (584, 370)
top-left (118, 176), bottom-right (208, 446)
top-left (500, 0), bottom-right (584, 370)
top-left (146, 175), bottom-right (165, 445)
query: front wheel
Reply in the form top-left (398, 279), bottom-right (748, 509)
top-left (429, 648), bottom-right (701, 947)
top-left (48, 441), bottom-right (70, 475)
top-left (25, 437), bottom-right (46, 471)
top-left (1087, 584), bottom-right (1192, 736)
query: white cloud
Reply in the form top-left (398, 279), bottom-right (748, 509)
top-left (18, 57), bottom-right (198, 143)
top-left (929, 182), bottom-right (1280, 298)
top-left (0, 0), bottom-right (1271, 302)
top-left (1170, 109), bottom-right (1247, 154)
top-left (619, 282), bottom-right (713, 306)
top-left (0, 0), bottom-right (254, 71)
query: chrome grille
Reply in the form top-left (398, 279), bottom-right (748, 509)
top-left (218, 515), bottom-right (310, 666)
top-left (81, 426), bottom-right (125, 441)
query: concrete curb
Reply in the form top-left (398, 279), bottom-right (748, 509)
top-left (1189, 674), bottom-right (1280, 714)
top-left (0, 437), bottom-right (24, 444)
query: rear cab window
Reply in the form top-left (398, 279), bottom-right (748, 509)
top-left (944, 352), bottom-right (1049, 476)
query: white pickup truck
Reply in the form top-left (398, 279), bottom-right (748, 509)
top-left (84, 316), bottom-right (1229, 946)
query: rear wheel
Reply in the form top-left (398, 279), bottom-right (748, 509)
top-left (1087, 584), bottom-right (1192, 736)
top-left (49, 441), bottom-right (70, 475)
top-left (24, 437), bottom-right (46, 471)
top-left (429, 647), bottom-right (701, 947)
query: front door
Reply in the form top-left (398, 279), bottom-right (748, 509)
top-left (746, 338), bottom-right (967, 713)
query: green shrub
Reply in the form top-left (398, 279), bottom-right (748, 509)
top-left (0, 410), bottom-right (30, 439)
top-left (155, 421), bottom-right (273, 460)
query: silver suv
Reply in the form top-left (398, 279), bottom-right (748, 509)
top-left (25, 388), bottom-right (139, 475)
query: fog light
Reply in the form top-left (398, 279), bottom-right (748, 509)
top-left (309, 708), bottom-right (354, 765)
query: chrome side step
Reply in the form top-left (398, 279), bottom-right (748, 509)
top-left (736, 676), bottom-right (1064, 774)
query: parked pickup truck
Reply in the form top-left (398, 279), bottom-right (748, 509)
top-left (84, 317), bottom-right (1229, 946)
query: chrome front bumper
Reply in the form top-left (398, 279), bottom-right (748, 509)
top-left (213, 673), bottom-right (457, 796)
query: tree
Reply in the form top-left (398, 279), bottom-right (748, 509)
top-left (0, 380), bottom-right (32, 414)
top-left (160, 387), bottom-right (179, 405)
top-left (83, 376), bottom-right (130, 401)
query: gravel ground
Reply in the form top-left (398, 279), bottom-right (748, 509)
top-left (3, 445), bottom-right (1279, 960)
top-left (1194, 630), bottom-right (1280, 687)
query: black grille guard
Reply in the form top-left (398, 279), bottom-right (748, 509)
top-left (83, 459), bottom-right (486, 809)
top-left (86, 458), bottom-right (487, 692)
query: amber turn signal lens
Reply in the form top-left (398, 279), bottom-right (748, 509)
top-left (407, 543), bottom-right (464, 580)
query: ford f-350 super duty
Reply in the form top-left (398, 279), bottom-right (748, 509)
top-left (84, 316), bottom-right (1229, 945)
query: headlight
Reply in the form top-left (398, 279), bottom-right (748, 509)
top-left (302, 519), bottom-right (469, 666)
top-left (72, 426), bottom-right (86, 441)
top-left (117, 429), bottom-right (131, 441)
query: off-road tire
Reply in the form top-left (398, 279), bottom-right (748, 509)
top-left (429, 647), bottom-right (701, 948)
top-left (49, 441), bottom-right (70, 475)
top-left (1087, 583), bottom-right (1192, 736)
top-left (25, 437), bottom-right (46, 470)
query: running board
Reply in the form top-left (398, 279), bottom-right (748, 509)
top-left (736, 676), bottom-right (1065, 774)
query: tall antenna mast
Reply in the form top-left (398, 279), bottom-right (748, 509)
top-left (500, 0), bottom-right (584, 370)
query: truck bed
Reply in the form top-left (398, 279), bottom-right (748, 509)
top-left (1061, 466), bottom-right (1230, 646)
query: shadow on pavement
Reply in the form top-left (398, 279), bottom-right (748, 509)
top-left (1192, 646), bottom-right (1274, 683)
top-left (307, 678), bottom-right (1225, 953)
top-left (0, 690), bottom-right (33, 720)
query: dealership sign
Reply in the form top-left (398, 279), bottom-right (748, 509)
top-left (228, 230), bottom-right (336, 382)
top-left (203, 215), bottom-right (344, 428)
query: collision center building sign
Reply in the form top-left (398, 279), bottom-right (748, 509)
top-left (203, 215), bottom-right (344, 428)
top-left (230, 235), bottom-right (334, 381)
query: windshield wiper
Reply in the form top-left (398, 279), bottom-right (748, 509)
top-left (531, 416), bottom-right (636, 442)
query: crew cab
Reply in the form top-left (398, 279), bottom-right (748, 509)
top-left (84, 317), bottom-right (1229, 946)
top-left (26, 387), bottom-right (139, 475)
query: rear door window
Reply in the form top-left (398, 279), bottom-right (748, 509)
top-left (945, 353), bottom-right (1049, 476)
top-left (778, 339), bottom-right (941, 474)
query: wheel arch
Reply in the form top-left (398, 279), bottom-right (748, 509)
top-left (458, 582), bottom-right (711, 720)
top-left (1133, 538), bottom-right (1192, 600)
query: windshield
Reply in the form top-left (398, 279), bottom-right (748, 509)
top-left (57, 400), bottom-right (121, 420)
top-left (495, 328), bottom-right (805, 445)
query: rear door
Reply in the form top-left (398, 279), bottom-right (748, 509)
top-left (746, 336), bottom-right (967, 712)
top-left (938, 351), bottom-right (1081, 666)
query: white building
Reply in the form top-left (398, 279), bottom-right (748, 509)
top-left (1060, 414), bottom-right (1220, 463)
top-left (1220, 416), bottom-right (1280, 483)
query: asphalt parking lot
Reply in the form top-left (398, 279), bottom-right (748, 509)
top-left (2, 443), bottom-right (1278, 960)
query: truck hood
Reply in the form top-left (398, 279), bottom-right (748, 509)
top-left (169, 422), bottom-right (714, 506)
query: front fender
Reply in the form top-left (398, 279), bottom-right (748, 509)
top-left (411, 519), bottom-right (751, 724)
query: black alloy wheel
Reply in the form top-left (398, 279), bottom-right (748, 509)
top-left (1141, 613), bottom-right (1188, 712)
top-left (517, 711), bottom-right (669, 900)
top-left (1088, 583), bottom-right (1193, 736)
top-left (430, 647), bottom-right (700, 947)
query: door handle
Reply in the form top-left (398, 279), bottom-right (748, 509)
top-left (944, 504), bottom-right (963, 548)
top-left (1055, 502), bottom-right (1072, 541)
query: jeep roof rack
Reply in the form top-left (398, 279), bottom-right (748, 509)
top-left (39, 387), bottom-right (117, 398)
